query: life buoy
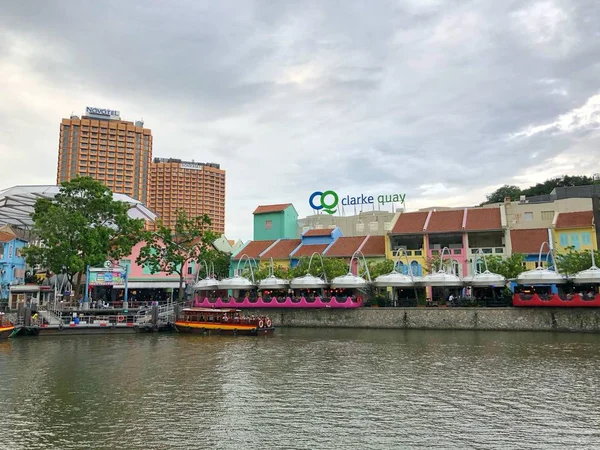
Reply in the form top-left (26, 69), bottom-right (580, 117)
top-left (117, 315), bottom-right (125, 323)
top-left (258, 320), bottom-right (264, 328)
top-left (265, 318), bottom-right (272, 327)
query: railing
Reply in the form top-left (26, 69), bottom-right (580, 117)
top-left (192, 296), bottom-right (363, 309)
top-left (430, 248), bottom-right (463, 255)
top-left (391, 249), bottom-right (424, 257)
top-left (469, 247), bottom-right (504, 255)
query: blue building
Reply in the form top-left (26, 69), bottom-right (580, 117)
top-left (0, 230), bottom-right (27, 299)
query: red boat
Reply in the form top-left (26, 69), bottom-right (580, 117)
top-left (0, 313), bottom-right (15, 339)
top-left (175, 308), bottom-right (274, 336)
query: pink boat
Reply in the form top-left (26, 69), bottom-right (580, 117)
top-left (192, 295), bottom-right (362, 308)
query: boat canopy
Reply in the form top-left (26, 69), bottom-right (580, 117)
top-left (374, 270), bottom-right (416, 288)
top-left (571, 265), bottom-right (600, 284)
top-left (516, 267), bottom-right (567, 285)
top-left (290, 274), bottom-right (328, 289)
top-left (330, 272), bottom-right (368, 289)
top-left (193, 277), bottom-right (219, 290)
top-left (217, 275), bottom-right (256, 290)
top-left (466, 270), bottom-right (506, 287)
top-left (421, 270), bottom-right (462, 287)
top-left (258, 275), bottom-right (290, 290)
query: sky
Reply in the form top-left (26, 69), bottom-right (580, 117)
top-left (1, 0), bottom-right (600, 241)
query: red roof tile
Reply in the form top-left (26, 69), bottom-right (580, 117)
top-left (426, 210), bottom-right (465, 233)
top-left (292, 243), bottom-right (329, 257)
top-left (360, 235), bottom-right (386, 256)
top-left (253, 203), bottom-right (292, 214)
top-left (465, 208), bottom-right (502, 231)
top-left (0, 231), bottom-right (16, 243)
top-left (324, 237), bottom-right (366, 258)
top-left (391, 211), bottom-right (428, 234)
top-left (510, 228), bottom-right (548, 254)
top-left (261, 239), bottom-right (301, 259)
top-left (233, 240), bottom-right (276, 259)
top-left (303, 228), bottom-right (334, 237)
top-left (555, 211), bottom-right (594, 229)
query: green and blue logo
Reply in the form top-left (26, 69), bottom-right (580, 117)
top-left (309, 190), bottom-right (339, 214)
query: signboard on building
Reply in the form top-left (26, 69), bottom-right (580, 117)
top-left (85, 106), bottom-right (120, 119)
top-left (181, 162), bottom-right (204, 170)
top-left (309, 190), bottom-right (406, 214)
top-left (88, 271), bottom-right (125, 286)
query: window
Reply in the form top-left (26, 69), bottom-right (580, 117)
top-left (541, 211), bottom-right (554, 221)
top-left (265, 220), bottom-right (272, 230)
top-left (355, 222), bottom-right (365, 233)
top-left (524, 212), bottom-right (533, 221)
top-left (559, 234), bottom-right (568, 247)
top-left (369, 222), bottom-right (378, 232)
top-left (582, 232), bottom-right (591, 245)
top-left (570, 233), bottom-right (580, 250)
top-left (384, 222), bottom-right (392, 231)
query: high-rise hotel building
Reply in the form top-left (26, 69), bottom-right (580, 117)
top-left (149, 158), bottom-right (226, 234)
top-left (57, 107), bottom-right (152, 203)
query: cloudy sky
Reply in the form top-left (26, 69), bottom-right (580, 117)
top-left (2, 0), bottom-right (600, 240)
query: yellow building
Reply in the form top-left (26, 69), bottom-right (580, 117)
top-left (552, 211), bottom-right (597, 253)
top-left (386, 211), bottom-right (429, 276)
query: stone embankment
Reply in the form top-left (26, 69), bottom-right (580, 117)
top-left (245, 307), bottom-right (600, 333)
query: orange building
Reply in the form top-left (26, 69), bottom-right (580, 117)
top-left (57, 107), bottom-right (152, 203)
top-left (148, 158), bottom-right (226, 234)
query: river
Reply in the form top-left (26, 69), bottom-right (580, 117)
top-left (1, 329), bottom-right (599, 449)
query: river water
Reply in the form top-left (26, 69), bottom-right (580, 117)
top-left (1, 329), bottom-right (599, 449)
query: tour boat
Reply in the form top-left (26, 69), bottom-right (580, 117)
top-left (0, 313), bottom-right (15, 339)
top-left (175, 308), bottom-right (274, 336)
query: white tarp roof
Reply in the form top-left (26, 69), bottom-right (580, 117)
top-left (0, 185), bottom-right (156, 228)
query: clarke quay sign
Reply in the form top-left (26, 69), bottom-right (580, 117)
top-left (309, 190), bottom-right (406, 215)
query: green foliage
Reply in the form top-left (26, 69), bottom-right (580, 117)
top-left (479, 253), bottom-right (526, 279)
top-left (482, 175), bottom-right (599, 205)
top-left (288, 256), bottom-right (348, 281)
top-left (22, 177), bottom-right (144, 296)
top-left (245, 262), bottom-right (290, 281)
top-left (367, 259), bottom-right (394, 279)
top-left (556, 247), bottom-right (600, 275)
top-left (136, 210), bottom-right (219, 301)
top-left (425, 254), bottom-right (448, 274)
top-left (203, 250), bottom-right (231, 279)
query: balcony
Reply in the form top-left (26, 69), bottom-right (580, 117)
top-left (469, 247), bottom-right (505, 255)
top-left (430, 248), bottom-right (462, 256)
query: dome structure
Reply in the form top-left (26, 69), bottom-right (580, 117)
top-left (374, 271), bottom-right (416, 288)
top-left (421, 270), bottom-right (462, 287)
top-left (290, 274), bottom-right (327, 289)
top-left (258, 275), bottom-right (290, 290)
top-left (218, 275), bottom-right (256, 290)
top-left (330, 273), bottom-right (368, 289)
top-left (516, 267), bottom-right (566, 285)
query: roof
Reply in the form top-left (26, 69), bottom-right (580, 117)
top-left (323, 236), bottom-right (365, 258)
top-left (261, 239), bottom-right (301, 259)
top-left (465, 208), bottom-right (502, 231)
top-left (555, 211), bottom-right (594, 229)
top-left (510, 228), bottom-right (549, 254)
top-left (291, 243), bottom-right (329, 258)
top-left (253, 203), bottom-right (292, 214)
top-left (360, 235), bottom-right (386, 256)
top-left (303, 228), bottom-right (335, 237)
top-left (391, 211), bottom-right (428, 234)
top-left (426, 210), bottom-right (465, 233)
top-left (232, 240), bottom-right (276, 259)
top-left (0, 231), bottom-right (17, 243)
top-left (0, 185), bottom-right (156, 228)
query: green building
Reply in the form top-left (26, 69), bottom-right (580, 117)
top-left (253, 203), bottom-right (298, 241)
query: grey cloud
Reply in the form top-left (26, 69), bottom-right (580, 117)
top-left (1, 0), bottom-right (600, 240)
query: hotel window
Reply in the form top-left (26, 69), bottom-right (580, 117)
top-left (541, 211), bottom-right (554, 221)
top-left (523, 212), bottom-right (533, 221)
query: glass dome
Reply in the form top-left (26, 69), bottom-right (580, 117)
top-left (258, 275), bottom-right (290, 290)
top-left (217, 275), bottom-right (256, 290)
top-left (290, 274), bottom-right (328, 289)
top-left (374, 271), bottom-right (416, 288)
top-left (193, 277), bottom-right (219, 290)
top-left (421, 270), bottom-right (462, 287)
top-left (571, 266), bottom-right (600, 284)
top-left (330, 273), bottom-right (368, 289)
top-left (516, 267), bottom-right (566, 285)
top-left (468, 270), bottom-right (506, 287)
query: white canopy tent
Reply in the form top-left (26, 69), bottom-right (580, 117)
top-left (0, 185), bottom-right (157, 228)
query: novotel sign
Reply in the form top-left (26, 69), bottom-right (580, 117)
top-left (309, 190), bottom-right (406, 214)
top-left (86, 106), bottom-right (120, 117)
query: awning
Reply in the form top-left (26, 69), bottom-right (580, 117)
top-left (112, 281), bottom-right (181, 289)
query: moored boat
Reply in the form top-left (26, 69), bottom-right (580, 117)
top-left (0, 313), bottom-right (15, 339)
top-left (175, 308), bottom-right (274, 336)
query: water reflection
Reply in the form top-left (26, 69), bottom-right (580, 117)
top-left (1, 330), bottom-right (600, 449)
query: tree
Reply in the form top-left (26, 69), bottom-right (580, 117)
top-left (485, 185), bottom-right (522, 204)
top-left (288, 256), bottom-right (348, 281)
top-left (367, 259), bottom-right (395, 279)
top-left (202, 250), bottom-right (231, 279)
top-left (246, 262), bottom-right (290, 281)
top-left (23, 177), bottom-right (144, 298)
top-left (136, 210), bottom-right (218, 302)
top-left (556, 247), bottom-right (600, 275)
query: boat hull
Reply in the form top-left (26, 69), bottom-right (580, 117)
top-left (175, 321), bottom-right (274, 336)
top-left (0, 326), bottom-right (15, 339)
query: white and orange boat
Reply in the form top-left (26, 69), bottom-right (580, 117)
top-left (175, 308), bottom-right (274, 336)
top-left (0, 313), bottom-right (15, 339)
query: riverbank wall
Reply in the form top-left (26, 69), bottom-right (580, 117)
top-left (245, 308), bottom-right (600, 333)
